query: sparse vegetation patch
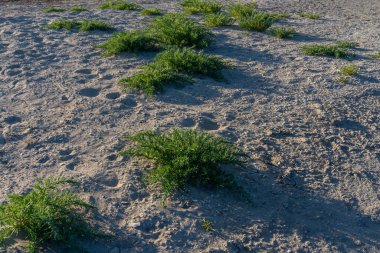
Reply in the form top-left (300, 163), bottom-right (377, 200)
top-left (45, 19), bottom-right (81, 30)
top-left (149, 13), bottom-right (213, 48)
top-left (140, 7), bottom-right (162, 15)
top-left (98, 30), bottom-right (159, 56)
top-left (181, 0), bottom-right (223, 15)
top-left (301, 44), bottom-right (350, 58)
top-left (99, 0), bottom-right (141, 10)
top-left (204, 13), bottom-right (234, 27)
top-left (228, 2), bottom-right (257, 19)
top-left (45, 19), bottom-right (114, 32)
top-left (43, 7), bottom-right (66, 13)
top-left (336, 41), bottom-right (359, 48)
top-left (69, 6), bottom-right (88, 12)
top-left (299, 12), bottom-right (320, 19)
top-left (371, 52), bottom-right (380, 59)
top-left (0, 177), bottom-right (101, 253)
top-left (339, 64), bottom-right (359, 76)
top-left (238, 12), bottom-right (274, 32)
top-left (269, 27), bottom-right (296, 39)
top-left (120, 128), bottom-right (247, 198)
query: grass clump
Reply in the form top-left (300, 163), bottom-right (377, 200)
top-left (43, 7), bottom-right (66, 13)
top-left (155, 47), bottom-right (226, 80)
top-left (204, 13), bottom-right (234, 27)
top-left (181, 0), bottom-right (223, 15)
top-left (79, 20), bottom-right (114, 32)
top-left (371, 52), bottom-right (380, 59)
top-left (140, 7), bottom-right (162, 15)
top-left (0, 177), bottom-right (101, 253)
top-left (99, 0), bottom-right (141, 10)
top-left (149, 13), bottom-right (213, 48)
top-left (299, 12), bottom-right (320, 19)
top-left (98, 30), bottom-right (159, 56)
top-left (301, 44), bottom-right (350, 58)
top-left (336, 41), bottom-right (359, 48)
top-left (119, 64), bottom-right (192, 96)
top-left (69, 6), bottom-right (88, 12)
top-left (200, 218), bottom-right (213, 232)
top-left (339, 64), bottom-right (359, 76)
top-left (45, 19), bottom-right (80, 30)
top-left (228, 2), bottom-right (257, 19)
top-left (119, 47), bottom-right (225, 95)
top-left (269, 27), bottom-right (296, 39)
top-left (238, 12), bottom-right (274, 32)
top-left (120, 128), bottom-right (247, 198)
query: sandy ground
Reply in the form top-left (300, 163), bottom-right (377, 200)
top-left (0, 0), bottom-right (379, 252)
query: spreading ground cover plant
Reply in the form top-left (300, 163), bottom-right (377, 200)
top-left (299, 12), bottom-right (320, 19)
top-left (336, 41), bottom-right (359, 48)
top-left (119, 47), bottom-right (226, 95)
top-left (0, 177), bottom-right (101, 253)
top-left (228, 2), bottom-right (257, 19)
top-left (155, 47), bottom-right (226, 80)
top-left (301, 44), bottom-right (350, 58)
top-left (149, 13), bottom-right (213, 48)
top-left (238, 12), bottom-right (274, 32)
top-left (45, 19), bottom-right (114, 32)
top-left (181, 0), bottom-right (223, 15)
top-left (43, 7), bottom-right (66, 13)
top-left (69, 6), bottom-right (88, 12)
top-left (140, 7), bottom-right (162, 15)
top-left (120, 129), bottom-right (247, 199)
top-left (339, 64), bottom-right (359, 76)
top-left (204, 13), bottom-right (234, 27)
top-left (99, 0), bottom-right (141, 10)
top-left (269, 27), bottom-right (296, 39)
top-left (98, 30), bottom-right (159, 56)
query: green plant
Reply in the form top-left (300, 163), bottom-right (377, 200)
top-left (299, 12), bottom-right (320, 19)
top-left (0, 177), bottom-right (101, 253)
top-left (149, 13), bottom-right (213, 48)
top-left (339, 64), bottom-right (359, 76)
top-left (181, 0), bottom-right (223, 15)
top-left (228, 2), bottom-right (257, 19)
top-left (269, 27), bottom-right (296, 39)
top-left (140, 7), bottom-right (162, 15)
top-left (119, 63), bottom-right (192, 96)
top-left (204, 13), bottom-right (234, 27)
top-left (155, 47), bottom-right (226, 80)
top-left (120, 129), bottom-right (247, 198)
top-left (69, 6), bottom-right (88, 12)
top-left (200, 218), bottom-right (213, 232)
top-left (301, 44), bottom-right (350, 58)
top-left (43, 7), bottom-right (66, 13)
top-left (99, 0), bottom-right (141, 10)
top-left (45, 19), bottom-right (81, 30)
top-left (98, 30), bottom-right (159, 56)
top-left (336, 41), bottom-right (359, 48)
top-left (79, 20), bottom-right (115, 32)
top-left (238, 12), bottom-right (274, 32)
top-left (371, 52), bottom-right (380, 59)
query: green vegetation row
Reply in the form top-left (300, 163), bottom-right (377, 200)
top-left (45, 19), bottom-right (115, 32)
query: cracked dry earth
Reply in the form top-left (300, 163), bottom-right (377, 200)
top-left (0, 0), bottom-right (379, 252)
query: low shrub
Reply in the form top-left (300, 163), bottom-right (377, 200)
top-left (149, 13), bottom-right (213, 48)
top-left (339, 64), bottom-right (359, 76)
top-left (301, 44), bottom-right (350, 58)
top-left (155, 47), bottom-right (226, 80)
top-left (228, 2), bottom-right (257, 19)
top-left (120, 129), bottom-right (247, 198)
top-left (238, 12), bottom-right (274, 32)
top-left (69, 6), bottom-right (88, 12)
top-left (45, 19), bottom-right (80, 30)
top-left (299, 12), bottom-right (320, 19)
top-left (45, 19), bottom-right (114, 32)
top-left (0, 177), bottom-right (101, 253)
top-left (98, 30), bottom-right (159, 56)
top-left (204, 13), bottom-right (234, 27)
top-left (43, 7), bottom-right (66, 13)
top-left (140, 7), bottom-right (162, 15)
top-left (119, 63), bottom-right (192, 96)
top-left (99, 0), bottom-right (141, 10)
top-left (181, 0), bottom-right (223, 15)
top-left (269, 27), bottom-right (296, 39)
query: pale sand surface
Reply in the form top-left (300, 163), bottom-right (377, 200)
top-left (0, 0), bottom-right (379, 252)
